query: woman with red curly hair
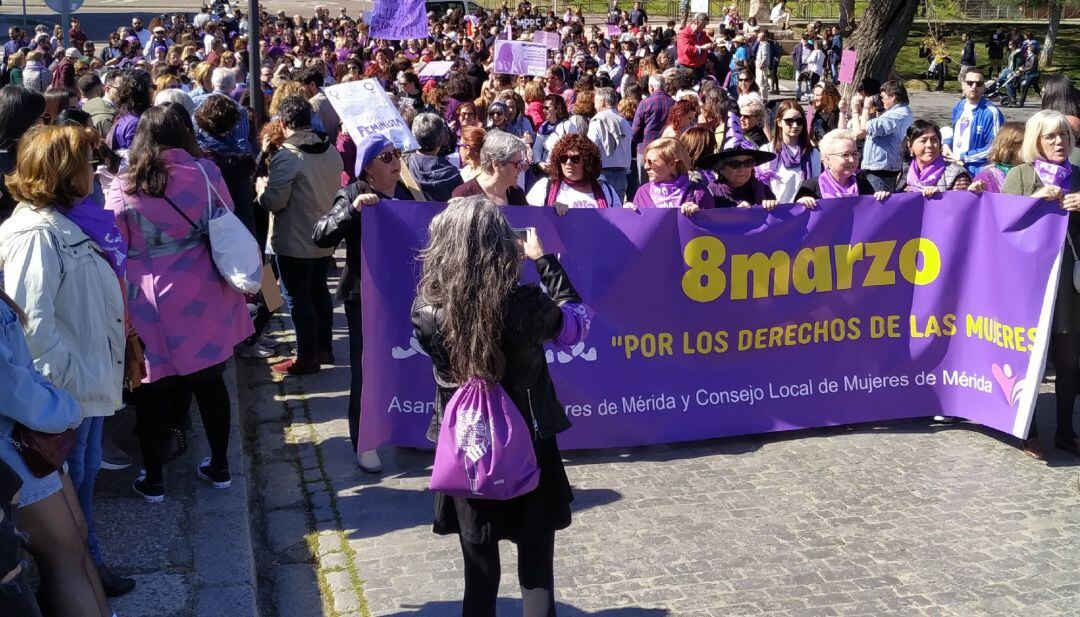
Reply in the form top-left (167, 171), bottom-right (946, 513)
top-left (525, 134), bottom-right (621, 211)
top-left (660, 98), bottom-right (700, 139)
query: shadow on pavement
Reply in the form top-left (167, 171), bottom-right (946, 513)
top-left (381, 601), bottom-right (669, 616)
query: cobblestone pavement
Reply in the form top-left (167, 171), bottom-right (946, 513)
top-left (238, 264), bottom-right (1080, 617)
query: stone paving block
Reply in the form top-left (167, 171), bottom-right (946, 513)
top-left (266, 507), bottom-right (313, 563)
top-left (259, 460), bottom-right (305, 510)
top-left (193, 516), bottom-right (256, 586)
top-left (195, 584), bottom-right (257, 617)
top-left (272, 564), bottom-right (324, 617)
top-left (110, 573), bottom-right (190, 617)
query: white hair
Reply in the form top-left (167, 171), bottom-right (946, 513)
top-left (818, 129), bottom-right (857, 156)
top-left (210, 67), bottom-right (236, 93)
top-left (648, 74), bottom-right (664, 92)
top-left (154, 88), bottom-right (196, 116)
top-left (1022, 109), bottom-right (1072, 163)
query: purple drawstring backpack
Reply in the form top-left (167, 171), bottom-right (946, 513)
top-left (430, 379), bottom-right (540, 500)
top-left (429, 301), bottom-right (594, 500)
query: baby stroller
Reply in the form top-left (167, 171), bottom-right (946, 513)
top-left (985, 71), bottom-right (1020, 107)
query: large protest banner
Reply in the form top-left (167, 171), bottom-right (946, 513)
top-left (493, 40), bottom-right (549, 77)
top-left (359, 194), bottom-right (1066, 452)
top-left (369, 0), bottom-right (430, 40)
top-left (325, 79), bottom-right (419, 153)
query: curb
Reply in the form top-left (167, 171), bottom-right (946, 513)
top-left (191, 358), bottom-right (260, 617)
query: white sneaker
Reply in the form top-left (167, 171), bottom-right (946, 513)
top-left (235, 341), bottom-right (273, 359)
top-left (358, 449), bottom-right (383, 474)
top-left (933, 415), bottom-right (962, 424)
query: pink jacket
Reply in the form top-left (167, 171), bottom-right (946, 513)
top-left (105, 149), bottom-right (253, 382)
top-left (525, 100), bottom-right (545, 131)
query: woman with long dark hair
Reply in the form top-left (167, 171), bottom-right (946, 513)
top-left (0, 86), bottom-right (45, 222)
top-left (105, 104), bottom-right (252, 501)
top-left (760, 100), bottom-right (821, 203)
top-left (412, 195), bottom-right (589, 617)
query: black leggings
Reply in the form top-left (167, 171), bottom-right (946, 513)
top-left (459, 533), bottom-right (556, 617)
top-left (1051, 333), bottom-right (1080, 439)
top-left (135, 362), bottom-right (230, 484)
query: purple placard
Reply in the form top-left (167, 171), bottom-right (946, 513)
top-left (606, 24), bottom-right (622, 37)
top-left (839, 49), bottom-right (858, 84)
top-left (359, 194), bottom-right (1065, 452)
top-left (533, 30), bottom-right (562, 50)
top-left (369, 0), bottom-right (430, 41)
top-left (492, 40), bottom-right (549, 77)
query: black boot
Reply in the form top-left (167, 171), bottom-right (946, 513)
top-left (97, 563), bottom-right (136, 598)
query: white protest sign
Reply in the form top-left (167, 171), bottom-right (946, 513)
top-left (324, 79), bottom-right (419, 153)
top-left (492, 40), bottom-right (548, 77)
top-left (691, 0), bottom-right (709, 13)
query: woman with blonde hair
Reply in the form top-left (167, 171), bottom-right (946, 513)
top-left (7, 49), bottom-right (26, 86)
top-left (0, 125), bottom-right (119, 617)
top-left (1002, 110), bottom-right (1080, 457)
top-left (631, 137), bottom-right (715, 213)
top-left (970, 121), bottom-right (1026, 193)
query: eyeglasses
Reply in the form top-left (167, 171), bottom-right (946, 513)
top-left (374, 149), bottom-right (402, 164)
top-left (827, 151), bottom-right (860, 160)
top-left (560, 154), bottom-right (583, 165)
top-left (459, 111), bottom-right (476, 117)
top-left (723, 159), bottom-right (756, 169)
top-left (781, 117), bottom-right (805, 126)
top-left (964, 80), bottom-right (985, 87)
top-left (490, 111), bottom-right (504, 117)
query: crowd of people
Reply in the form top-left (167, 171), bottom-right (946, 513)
top-left (0, 2), bottom-right (1076, 615)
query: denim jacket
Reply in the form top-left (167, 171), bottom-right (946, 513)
top-left (862, 104), bottom-right (914, 172)
top-left (0, 299), bottom-right (81, 436)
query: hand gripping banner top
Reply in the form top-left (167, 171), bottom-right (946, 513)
top-left (358, 193), bottom-right (1067, 452)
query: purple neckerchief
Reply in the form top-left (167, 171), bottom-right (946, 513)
top-left (553, 303), bottom-right (594, 352)
top-left (1033, 158), bottom-right (1073, 190)
top-left (647, 174), bottom-right (691, 208)
top-left (65, 185), bottom-right (127, 278)
top-left (778, 144), bottom-right (814, 178)
top-left (905, 156), bottom-right (947, 191)
top-left (818, 169), bottom-right (859, 198)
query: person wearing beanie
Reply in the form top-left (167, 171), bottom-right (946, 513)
top-left (313, 133), bottom-right (421, 473)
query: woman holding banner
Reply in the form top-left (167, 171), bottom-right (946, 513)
top-left (759, 100), bottom-right (821, 203)
top-left (894, 120), bottom-right (972, 196)
top-left (795, 129), bottom-right (890, 207)
top-left (631, 137), bottom-right (715, 213)
top-left (313, 134), bottom-right (421, 473)
top-left (970, 122), bottom-right (1025, 194)
top-left (526, 134), bottom-right (621, 210)
top-left (451, 131), bottom-right (529, 205)
top-left (412, 194), bottom-right (588, 617)
top-left (1002, 110), bottom-right (1080, 457)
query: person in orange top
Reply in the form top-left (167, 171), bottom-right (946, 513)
top-left (676, 13), bottom-right (713, 79)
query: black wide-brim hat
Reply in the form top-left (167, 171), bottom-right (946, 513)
top-left (698, 146), bottom-right (776, 170)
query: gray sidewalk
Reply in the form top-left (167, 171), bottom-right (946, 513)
top-left (235, 261), bottom-right (1080, 617)
top-left (94, 360), bottom-right (259, 617)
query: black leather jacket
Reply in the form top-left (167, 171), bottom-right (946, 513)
top-left (312, 179), bottom-right (414, 302)
top-left (412, 255), bottom-right (582, 442)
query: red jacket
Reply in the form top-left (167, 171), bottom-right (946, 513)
top-left (676, 25), bottom-right (711, 68)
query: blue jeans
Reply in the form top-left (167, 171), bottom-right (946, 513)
top-left (599, 168), bottom-right (629, 203)
top-left (275, 255), bottom-right (334, 362)
top-left (864, 170), bottom-right (899, 193)
top-left (66, 416), bottom-right (103, 564)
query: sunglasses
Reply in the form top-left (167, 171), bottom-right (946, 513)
top-left (781, 117), bottom-right (805, 126)
top-left (738, 78), bottom-right (750, 82)
top-left (964, 80), bottom-right (984, 87)
top-left (723, 159), bottom-right (757, 169)
top-left (374, 149), bottom-right (401, 164)
top-left (560, 154), bottom-right (583, 165)
top-left (459, 111), bottom-right (475, 117)
top-left (490, 111), bottom-right (504, 116)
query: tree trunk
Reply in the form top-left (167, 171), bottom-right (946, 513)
top-left (1042, 1), bottom-right (1062, 68)
top-left (839, 0), bottom-right (856, 34)
top-left (843, 0), bottom-right (921, 98)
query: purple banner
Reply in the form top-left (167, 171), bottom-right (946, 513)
top-left (369, 0), bottom-right (430, 41)
top-left (359, 193), bottom-right (1066, 451)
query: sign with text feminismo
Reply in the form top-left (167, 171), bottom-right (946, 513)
top-left (324, 79), bottom-right (419, 153)
top-left (369, 0), bottom-right (430, 40)
top-left (359, 193), bottom-right (1065, 451)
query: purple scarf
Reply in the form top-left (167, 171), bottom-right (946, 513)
top-left (905, 156), bottom-right (947, 191)
top-left (1033, 159), bottom-right (1073, 190)
top-left (646, 175), bottom-right (691, 208)
top-left (65, 186), bottom-right (127, 278)
top-left (778, 144), bottom-right (813, 178)
top-left (818, 169), bottom-right (859, 199)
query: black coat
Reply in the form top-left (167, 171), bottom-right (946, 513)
top-left (312, 179), bottom-right (415, 302)
top-left (411, 255), bottom-right (581, 443)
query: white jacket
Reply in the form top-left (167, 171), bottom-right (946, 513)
top-left (0, 204), bottom-right (125, 417)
